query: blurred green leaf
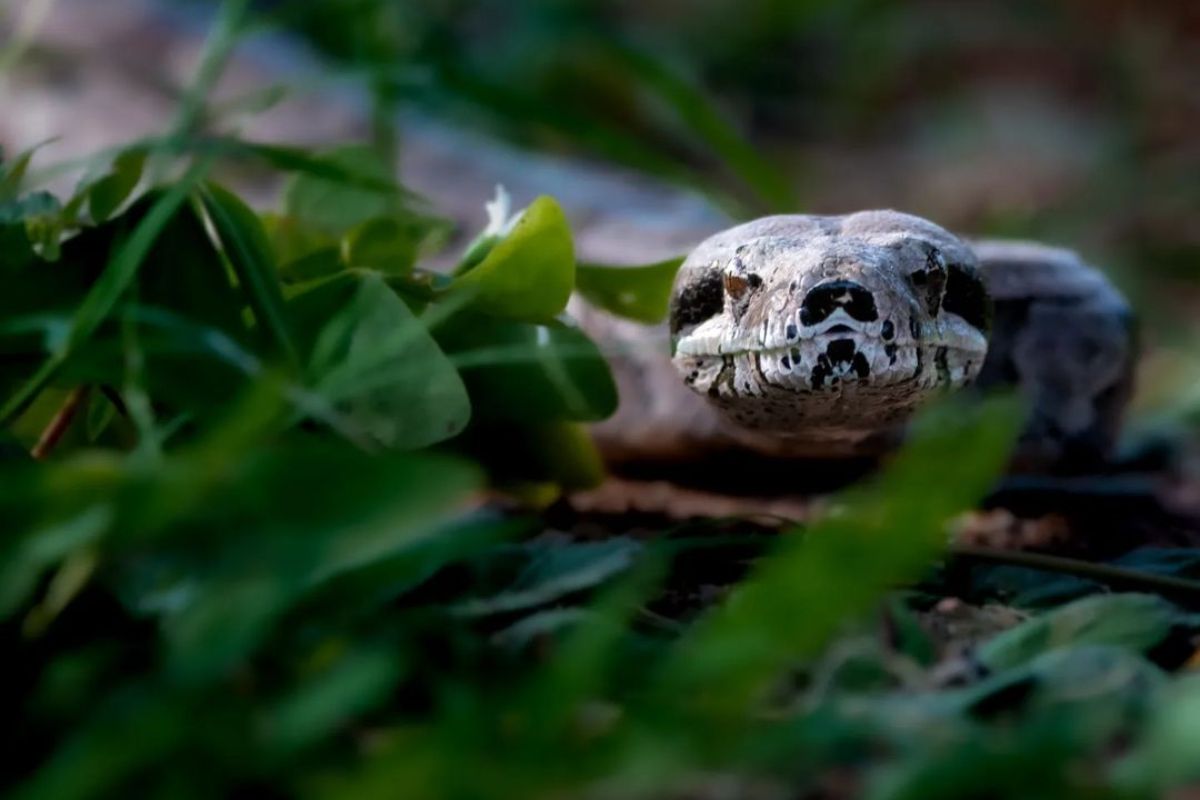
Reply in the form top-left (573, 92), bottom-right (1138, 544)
top-left (438, 313), bottom-right (617, 423)
top-left (0, 164), bottom-right (209, 426)
top-left (1124, 674), bottom-right (1200, 790)
top-left (663, 397), bottom-right (1020, 718)
top-left (292, 271), bottom-right (471, 448)
top-left (0, 143), bottom-right (42, 202)
top-left (452, 196), bottom-right (575, 322)
top-left (454, 537), bottom-right (642, 617)
top-left (345, 216), bottom-right (426, 275)
top-left (199, 182), bottom-right (300, 367)
top-left (575, 257), bottom-right (683, 324)
top-left (283, 145), bottom-right (400, 234)
top-left (261, 647), bottom-right (404, 753)
top-left (0, 220), bottom-right (36, 273)
top-left (11, 685), bottom-right (199, 800)
top-left (87, 150), bottom-right (147, 224)
top-left (0, 504), bottom-right (111, 617)
top-left (150, 441), bottom-right (481, 680)
top-left (263, 212), bottom-right (342, 283)
top-left (976, 594), bottom-right (1178, 673)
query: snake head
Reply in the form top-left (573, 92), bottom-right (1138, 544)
top-left (668, 211), bottom-right (992, 440)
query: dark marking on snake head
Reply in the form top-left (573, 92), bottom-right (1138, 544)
top-left (943, 263), bottom-right (992, 333)
top-left (786, 323), bottom-right (798, 341)
top-left (670, 266), bottom-right (724, 334)
top-left (827, 338), bottom-right (857, 365)
top-left (811, 354), bottom-right (832, 389)
top-left (881, 320), bottom-right (895, 341)
top-left (747, 273), bottom-right (762, 288)
top-left (811, 339), bottom-right (871, 389)
top-left (799, 281), bottom-right (878, 326)
top-left (780, 354), bottom-right (790, 370)
top-left (909, 316), bottom-right (921, 341)
top-left (935, 346), bottom-right (950, 382)
top-left (852, 353), bottom-right (870, 377)
top-left (909, 249), bottom-right (948, 316)
top-left (885, 343), bottom-right (898, 364)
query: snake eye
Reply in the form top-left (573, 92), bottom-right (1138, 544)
top-left (723, 273), bottom-right (749, 299)
top-left (723, 271), bottom-right (762, 300)
top-left (908, 248), bottom-right (948, 316)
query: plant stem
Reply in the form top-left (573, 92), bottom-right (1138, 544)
top-left (947, 544), bottom-right (1200, 601)
top-left (30, 386), bottom-right (89, 459)
top-left (170, 0), bottom-right (252, 142)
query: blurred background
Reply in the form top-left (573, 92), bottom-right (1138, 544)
top-left (2, 0), bottom-right (1198, 410)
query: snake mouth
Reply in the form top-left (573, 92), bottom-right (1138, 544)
top-left (675, 326), bottom-right (988, 406)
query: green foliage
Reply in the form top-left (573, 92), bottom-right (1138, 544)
top-left (975, 593), bottom-right (1177, 672)
top-left (4, 129), bottom-right (1199, 800)
top-left (4, 3), bottom-right (1200, 798)
top-left (259, 0), bottom-right (797, 214)
top-left (295, 271), bottom-right (471, 449)
top-left (452, 196), bottom-right (575, 322)
top-left (86, 150), bottom-right (147, 224)
top-left (575, 257), bottom-right (683, 324)
top-left (664, 398), bottom-right (1020, 717)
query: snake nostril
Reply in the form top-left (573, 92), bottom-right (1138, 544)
top-left (799, 280), bottom-right (879, 325)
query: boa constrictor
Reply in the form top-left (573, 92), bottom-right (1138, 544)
top-left (576, 211), bottom-right (1134, 472)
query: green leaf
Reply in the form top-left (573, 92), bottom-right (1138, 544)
top-left (158, 447), bottom-right (481, 680)
top-left (0, 143), bottom-right (43, 202)
top-left (454, 537), bottom-right (642, 617)
top-left (452, 196), bottom-right (575, 322)
top-left (345, 216), bottom-right (424, 275)
top-left (25, 191), bottom-right (259, 420)
top-left (0, 221), bottom-right (36, 273)
top-left (87, 150), bottom-right (147, 223)
top-left (975, 593), bottom-right (1178, 673)
top-left (293, 271), bottom-right (471, 448)
top-left (283, 145), bottom-right (400, 234)
top-left (0, 165), bottom-right (209, 427)
top-left (262, 212), bottom-right (343, 283)
top-left (0, 504), bottom-right (111, 618)
top-left (261, 647), bottom-right (404, 753)
top-left (437, 312), bottom-right (617, 423)
top-left (1126, 674), bottom-right (1200, 789)
top-left (575, 257), bottom-right (683, 324)
top-left (199, 182), bottom-right (300, 368)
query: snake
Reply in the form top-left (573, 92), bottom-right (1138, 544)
top-left (576, 211), bottom-right (1135, 472)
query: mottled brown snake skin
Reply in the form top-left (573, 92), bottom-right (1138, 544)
top-left (579, 211), bottom-right (1134, 471)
